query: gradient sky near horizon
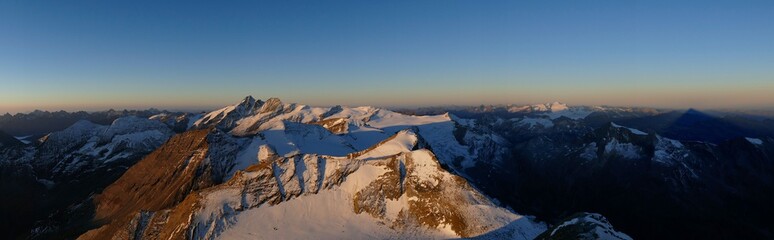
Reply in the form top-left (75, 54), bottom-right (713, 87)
top-left (2, 0), bottom-right (774, 113)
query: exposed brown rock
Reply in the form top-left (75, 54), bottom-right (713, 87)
top-left (310, 117), bottom-right (349, 134)
top-left (259, 97), bottom-right (283, 114)
top-left (79, 129), bottom-right (216, 240)
top-left (353, 156), bottom-right (403, 218)
top-left (351, 150), bottom-right (499, 237)
top-left (403, 152), bottom-right (469, 236)
top-left (78, 129), bottom-right (510, 239)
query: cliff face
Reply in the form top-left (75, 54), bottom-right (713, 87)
top-left (78, 129), bottom-right (546, 239)
top-left (80, 129), bottom-right (216, 240)
top-left (1, 116), bottom-right (177, 239)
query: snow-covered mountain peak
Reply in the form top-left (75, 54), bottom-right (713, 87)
top-left (239, 95), bottom-right (256, 106)
top-left (79, 125), bottom-right (544, 239)
top-left (183, 97), bottom-right (514, 174)
top-left (192, 96), bottom-right (265, 130)
top-left (321, 105), bottom-right (344, 119)
top-left (351, 129), bottom-right (420, 160)
top-left (652, 134), bottom-right (690, 167)
top-left (548, 101), bottom-right (568, 112)
top-left (504, 102), bottom-right (591, 120)
top-left (16, 115), bottom-right (177, 184)
top-left (517, 102), bottom-right (567, 113)
top-left (39, 120), bottom-right (101, 148)
top-left (101, 116), bottom-right (169, 137)
top-left (259, 97), bottom-right (284, 114)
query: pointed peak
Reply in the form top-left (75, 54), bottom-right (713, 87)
top-left (673, 108), bottom-right (717, 124)
top-left (233, 95), bottom-right (263, 116)
top-left (235, 95), bottom-right (261, 109)
top-left (329, 105), bottom-right (343, 112)
top-left (548, 102), bottom-right (568, 112)
top-left (259, 97), bottom-right (284, 114)
top-left (321, 105), bottom-right (344, 119)
top-left (240, 95), bottom-right (256, 104)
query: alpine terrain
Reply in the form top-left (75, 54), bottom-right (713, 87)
top-left (3, 96), bottom-right (772, 239)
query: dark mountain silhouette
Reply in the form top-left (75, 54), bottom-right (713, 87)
top-left (619, 109), bottom-right (757, 143)
top-left (0, 130), bottom-right (23, 147)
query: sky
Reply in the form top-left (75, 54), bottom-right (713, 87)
top-left (1, 0), bottom-right (773, 113)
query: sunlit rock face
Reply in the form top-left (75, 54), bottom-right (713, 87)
top-left (19, 97), bottom-right (772, 239)
top-left (77, 126), bottom-right (546, 240)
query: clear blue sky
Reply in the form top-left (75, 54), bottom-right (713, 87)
top-left (2, 0), bottom-right (773, 113)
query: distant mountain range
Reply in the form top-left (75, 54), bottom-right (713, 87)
top-left (0, 109), bottom-right (181, 137)
top-left (2, 97), bottom-right (773, 239)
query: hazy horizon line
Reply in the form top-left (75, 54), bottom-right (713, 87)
top-left (4, 98), bottom-right (773, 115)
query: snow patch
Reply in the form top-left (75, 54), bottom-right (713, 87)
top-left (409, 150), bottom-right (441, 186)
top-left (14, 135), bottom-right (32, 144)
top-left (652, 135), bottom-right (687, 166)
top-left (611, 122), bottom-right (647, 136)
top-left (746, 137), bottom-right (764, 145)
top-left (604, 139), bottom-right (641, 159)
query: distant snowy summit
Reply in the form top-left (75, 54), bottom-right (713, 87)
top-left (506, 101), bottom-right (595, 120)
top-left (507, 101), bottom-right (569, 113)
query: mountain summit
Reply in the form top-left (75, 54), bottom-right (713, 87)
top-left (79, 129), bottom-right (547, 239)
top-left (72, 97), bottom-right (558, 239)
